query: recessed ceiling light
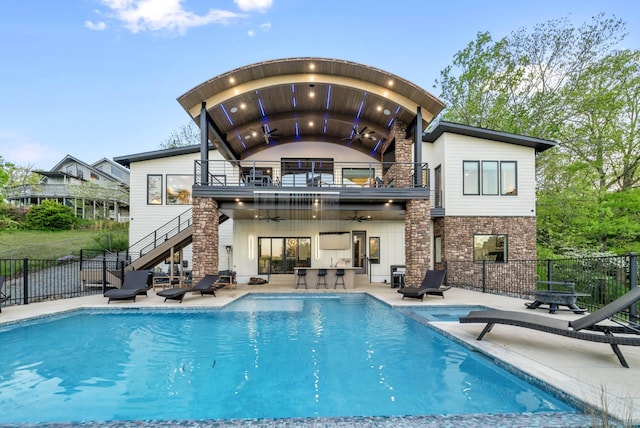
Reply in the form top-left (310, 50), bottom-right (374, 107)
top-left (240, 103), bottom-right (246, 109)
top-left (230, 107), bottom-right (238, 113)
top-left (251, 131), bottom-right (257, 137)
top-left (377, 106), bottom-right (382, 112)
top-left (309, 92), bottom-right (315, 98)
top-left (229, 77), bottom-right (236, 84)
top-left (387, 80), bottom-right (394, 87)
top-left (309, 63), bottom-right (315, 70)
top-left (245, 135), bottom-right (251, 139)
top-left (309, 121), bottom-right (314, 127)
top-left (383, 109), bottom-right (391, 116)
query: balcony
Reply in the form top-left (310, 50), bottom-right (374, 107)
top-left (5, 183), bottom-right (129, 206)
top-left (193, 160), bottom-right (430, 203)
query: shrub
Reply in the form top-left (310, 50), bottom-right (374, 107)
top-left (25, 200), bottom-right (76, 231)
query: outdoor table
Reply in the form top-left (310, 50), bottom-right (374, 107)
top-left (525, 280), bottom-right (590, 314)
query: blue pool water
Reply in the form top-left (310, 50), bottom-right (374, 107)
top-left (408, 305), bottom-right (491, 322)
top-left (0, 294), bottom-right (578, 423)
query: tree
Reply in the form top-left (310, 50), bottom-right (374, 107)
top-left (435, 14), bottom-right (640, 254)
top-left (159, 122), bottom-right (200, 149)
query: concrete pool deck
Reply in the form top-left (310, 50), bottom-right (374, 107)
top-left (1, 276), bottom-right (639, 426)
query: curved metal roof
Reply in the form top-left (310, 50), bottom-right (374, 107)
top-left (177, 57), bottom-right (445, 159)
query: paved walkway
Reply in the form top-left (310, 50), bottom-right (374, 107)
top-left (1, 276), bottom-right (639, 425)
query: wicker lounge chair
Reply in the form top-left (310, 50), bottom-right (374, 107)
top-left (397, 270), bottom-right (449, 301)
top-left (459, 286), bottom-right (640, 367)
top-left (156, 274), bottom-right (221, 303)
top-left (103, 270), bottom-right (152, 303)
top-left (0, 276), bottom-right (10, 312)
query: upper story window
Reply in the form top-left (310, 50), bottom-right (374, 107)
top-left (147, 174), bottom-right (162, 205)
top-left (464, 160), bottom-right (517, 196)
top-left (166, 175), bottom-right (192, 205)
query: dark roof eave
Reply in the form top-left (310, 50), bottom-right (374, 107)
top-left (114, 144), bottom-right (216, 168)
top-left (423, 121), bottom-right (557, 153)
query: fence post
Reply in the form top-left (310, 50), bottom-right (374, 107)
top-left (102, 255), bottom-right (108, 294)
top-left (630, 252), bottom-right (637, 323)
top-left (546, 259), bottom-right (553, 281)
top-left (482, 260), bottom-right (487, 293)
top-left (22, 258), bottom-right (29, 305)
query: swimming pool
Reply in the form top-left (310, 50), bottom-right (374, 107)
top-left (0, 293), bottom-right (584, 424)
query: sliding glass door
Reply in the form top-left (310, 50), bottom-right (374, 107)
top-left (258, 237), bottom-right (311, 274)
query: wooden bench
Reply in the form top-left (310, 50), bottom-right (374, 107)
top-left (526, 281), bottom-right (590, 314)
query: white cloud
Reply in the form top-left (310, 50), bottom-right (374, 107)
top-left (259, 22), bottom-right (271, 30)
top-left (85, 20), bottom-right (108, 30)
top-left (234, 0), bottom-right (273, 12)
top-left (0, 132), bottom-right (62, 169)
top-left (247, 30), bottom-right (255, 37)
top-left (98, 0), bottom-right (246, 35)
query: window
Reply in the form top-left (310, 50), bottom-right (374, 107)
top-left (482, 161), bottom-right (498, 195)
top-left (369, 237), bottom-right (380, 264)
top-left (474, 234), bottom-right (507, 262)
top-left (342, 168), bottom-right (374, 188)
top-left (147, 175), bottom-right (162, 205)
top-left (258, 237), bottom-right (311, 274)
top-left (463, 161), bottom-right (517, 196)
top-left (166, 175), bottom-right (192, 205)
top-left (501, 161), bottom-right (517, 195)
top-left (463, 161), bottom-right (479, 195)
top-left (434, 236), bottom-right (442, 263)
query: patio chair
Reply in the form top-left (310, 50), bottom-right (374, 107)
top-left (397, 270), bottom-right (449, 301)
top-left (103, 270), bottom-right (153, 303)
top-left (156, 274), bottom-right (221, 303)
top-left (459, 286), bottom-right (640, 368)
top-left (0, 276), bottom-right (10, 312)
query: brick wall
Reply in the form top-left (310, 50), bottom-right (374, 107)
top-left (192, 197), bottom-right (219, 282)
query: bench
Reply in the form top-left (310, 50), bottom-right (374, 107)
top-left (526, 281), bottom-right (590, 314)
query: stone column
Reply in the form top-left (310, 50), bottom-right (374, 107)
top-left (405, 199), bottom-right (431, 285)
top-left (385, 121), bottom-right (413, 188)
top-left (192, 197), bottom-right (219, 282)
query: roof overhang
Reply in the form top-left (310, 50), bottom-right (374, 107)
top-left (177, 57), bottom-right (445, 160)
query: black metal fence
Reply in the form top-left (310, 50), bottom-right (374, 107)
top-left (444, 252), bottom-right (638, 321)
top-left (1, 252), bottom-right (638, 321)
top-left (0, 250), bottom-right (127, 307)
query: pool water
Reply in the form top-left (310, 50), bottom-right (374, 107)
top-left (0, 294), bottom-right (578, 423)
top-left (408, 305), bottom-right (491, 322)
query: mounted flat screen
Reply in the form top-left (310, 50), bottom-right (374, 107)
top-left (319, 232), bottom-right (350, 250)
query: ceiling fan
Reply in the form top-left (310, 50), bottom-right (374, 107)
top-left (260, 124), bottom-right (282, 144)
top-left (347, 210), bottom-right (372, 222)
top-left (256, 211), bottom-right (282, 222)
top-left (343, 125), bottom-right (376, 144)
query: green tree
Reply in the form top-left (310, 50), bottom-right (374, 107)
top-left (25, 200), bottom-right (76, 231)
top-left (436, 14), bottom-right (639, 254)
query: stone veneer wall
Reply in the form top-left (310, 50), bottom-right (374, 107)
top-left (191, 197), bottom-right (219, 282)
top-left (439, 216), bottom-right (537, 293)
top-left (405, 199), bottom-right (431, 285)
top-left (384, 121), bottom-right (413, 188)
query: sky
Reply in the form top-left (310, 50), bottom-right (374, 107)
top-left (0, 0), bottom-right (638, 171)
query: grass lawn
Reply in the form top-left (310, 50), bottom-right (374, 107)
top-left (0, 229), bottom-right (128, 260)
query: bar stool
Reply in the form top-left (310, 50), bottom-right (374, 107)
top-left (335, 268), bottom-right (345, 289)
top-left (296, 269), bottom-right (307, 289)
top-left (316, 269), bottom-right (328, 289)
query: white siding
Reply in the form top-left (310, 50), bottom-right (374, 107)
top-left (435, 133), bottom-right (537, 217)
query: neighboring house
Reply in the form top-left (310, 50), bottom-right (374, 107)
top-left (5, 155), bottom-right (130, 221)
top-left (114, 58), bottom-right (555, 285)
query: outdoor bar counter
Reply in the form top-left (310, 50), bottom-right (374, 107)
top-left (293, 267), bottom-right (357, 289)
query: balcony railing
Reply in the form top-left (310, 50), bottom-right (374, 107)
top-left (194, 160), bottom-right (429, 189)
top-left (6, 183), bottom-right (129, 205)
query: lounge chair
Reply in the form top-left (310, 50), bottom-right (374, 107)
top-left (459, 286), bottom-right (640, 368)
top-left (103, 270), bottom-right (152, 303)
top-left (397, 270), bottom-right (449, 301)
top-left (156, 274), bottom-right (221, 303)
top-left (0, 276), bottom-right (10, 312)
